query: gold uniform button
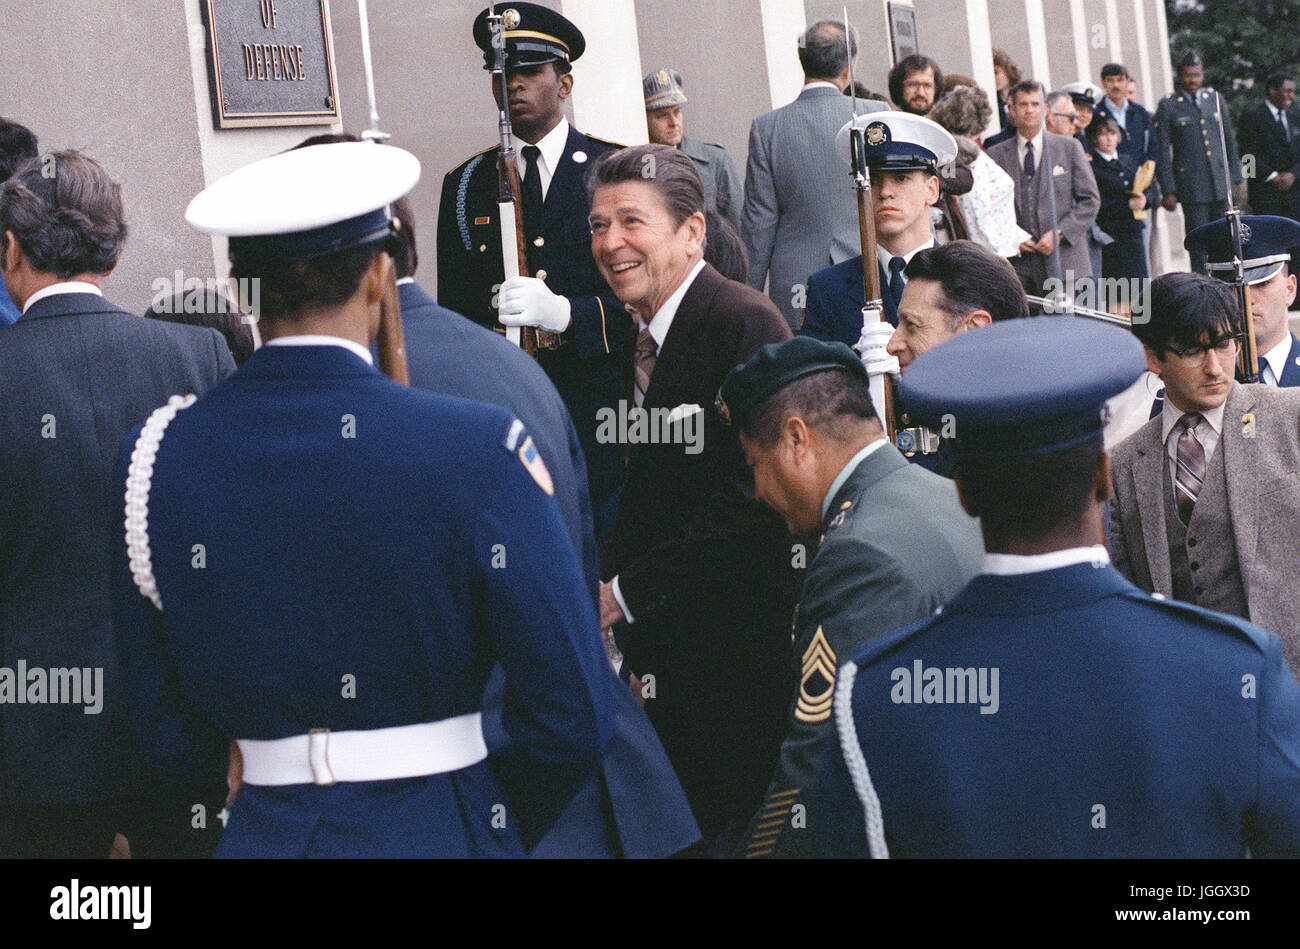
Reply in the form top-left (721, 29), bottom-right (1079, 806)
top-left (535, 269), bottom-right (548, 280)
top-left (479, 244), bottom-right (487, 252)
top-left (534, 236), bottom-right (545, 247)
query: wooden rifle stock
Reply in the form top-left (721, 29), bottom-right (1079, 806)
top-left (376, 260), bottom-right (409, 385)
top-left (851, 135), bottom-right (898, 442)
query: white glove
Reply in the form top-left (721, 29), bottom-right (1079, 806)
top-left (498, 276), bottom-right (572, 333)
top-left (855, 320), bottom-right (899, 377)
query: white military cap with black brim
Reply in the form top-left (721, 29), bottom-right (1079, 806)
top-left (836, 111), bottom-right (957, 174)
top-left (1059, 81), bottom-right (1103, 108)
top-left (900, 319), bottom-right (1145, 459)
top-left (185, 141), bottom-right (421, 259)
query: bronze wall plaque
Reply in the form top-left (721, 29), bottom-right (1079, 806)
top-left (201, 0), bottom-right (341, 128)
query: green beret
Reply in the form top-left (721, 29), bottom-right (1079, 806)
top-left (717, 336), bottom-right (867, 428)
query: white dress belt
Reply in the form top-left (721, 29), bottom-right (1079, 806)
top-left (236, 713), bottom-right (488, 787)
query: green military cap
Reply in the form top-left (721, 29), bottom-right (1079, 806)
top-left (717, 336), bottom-right (867, 427)
top-left (643, 68), bottom-right (688, 110)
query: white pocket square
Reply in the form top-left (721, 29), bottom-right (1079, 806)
top-left (1053, 165), bottom-right (1067, 176)
top-left (666, 403), bottom-right (702, 425)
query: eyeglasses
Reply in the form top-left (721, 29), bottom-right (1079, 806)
top-left (1166, 334), bottom-right (1242, 363)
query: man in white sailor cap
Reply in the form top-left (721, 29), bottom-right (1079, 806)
top-left (799, 111), bottom-right (957, 348)
top-left (110, 141), bottom-right (615, 857)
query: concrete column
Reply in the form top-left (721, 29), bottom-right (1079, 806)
top-left (1128, 0), bottom-right (1155, 111)
top-left (1068, 0), bottom-right (1091, 84)
top-left (1024, 0), bottom-right (1053, 90)
top-left (562, 0), bottom-right (647, 145)
top-left (1103, 0), bottom-right (1123, 68)
top-left (760, 0), bottom-right (809, 110)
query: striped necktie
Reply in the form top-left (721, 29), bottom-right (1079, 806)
top-left (635, 326), bottom-right (657, 405)
top-left (1174, 413), bottom-right (1205, 523)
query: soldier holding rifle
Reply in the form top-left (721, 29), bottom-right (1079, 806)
top-left (437, 3), bottom-right (629, 538)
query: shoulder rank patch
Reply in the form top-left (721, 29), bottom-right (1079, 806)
top-left (518, 435), bottom-right (554, 496)
top-left (795, 626), bottom-right (837, 723)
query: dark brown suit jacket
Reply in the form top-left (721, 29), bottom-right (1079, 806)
top-left (601, 263), bottom-right (797, 843)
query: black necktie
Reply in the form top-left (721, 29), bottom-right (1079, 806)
top-left (1279, 110), bottom-right (1290, 139)
top-left (888, 256), bottom-right (907, 312)
top-left (521, 145), bottom-right (543, 235)
top-left (1023, 141), bottom-right (1035, 179)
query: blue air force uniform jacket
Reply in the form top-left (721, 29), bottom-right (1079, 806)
top-left (110, 344), bottom-right (616, 857)
top-left (812, 562), bottom-right (1300, 857)
top-left (436, 127), bottom-right (632, 506)
top-left (397, 281), bottom-right (699, 857)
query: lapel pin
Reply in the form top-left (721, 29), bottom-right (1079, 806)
top-left (1241, 411), bottom-right (1256, 439)
top-left (573, 150), bottom-right (588, 164)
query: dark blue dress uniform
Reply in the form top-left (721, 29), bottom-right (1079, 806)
top-left (437, 4), bottom-right (632, 535)
top-left (801, 255), bottom-right (898, 346)
top-left (812, 318), bottom-right (1300, 857)
top-left (111, 344), bottom-right (616, 857)
top-left (109, 140), bottom-right (617, 858)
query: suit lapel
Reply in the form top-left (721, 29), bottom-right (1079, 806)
top-left (1221, 384), bottom-right (1259, 573)
top-left (646, 265), bottom-right (718, 408)
top-left (541, 127), bottom-right (585, 236)
top-left (1133, 423), bottom-right (1173, 592)
top-left (1280, 335), bottom-right (1300, 387)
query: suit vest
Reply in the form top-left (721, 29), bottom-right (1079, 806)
top-left (1161, 435), bottom-right (1248, 618)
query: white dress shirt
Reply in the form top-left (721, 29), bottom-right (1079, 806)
top-left (875, 237), bottom-right (934, 293)
top-left (513, 117), bottom-right (569, 202)
top-left (1269, 100), bottom-right (1291, 138)
top-left (612, 258), bottom-right (708, 623)
top-left (1017, 128), bottom-right (1045, 174)
top-left (1266, 102), bottom-right (1291, 182)
top-left (264, 334), bottom-right (374, 366)
top-left (22, 281), bottom-right (103, 313)
top-left (982, 545), bottom-right (1109, 576)
top-left (1104, 96), bottom-right (1129, 131)
top-left (1160, 394), bottom-right (1225, 485)
top-left (1259, 333), bottom-right (1294, 387)
top-left (633, 258), bottom-right (706, 408)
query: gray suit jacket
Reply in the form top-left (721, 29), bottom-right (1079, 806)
top-left (740, 443), bottom-right (984, 857)
top-left (1109, 382), bottom-right (1300, 673)
top-left (0, 292), bottom-right (234, 805)
top-left (987, 131), bottom-right (1100, 283)
top-left (680, 135), bottom-right (744, 230)
top-left (741, 85), bottom-right (888, 328)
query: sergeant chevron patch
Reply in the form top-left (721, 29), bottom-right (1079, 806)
top-left (795, 626), bottom-right (837, 723)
